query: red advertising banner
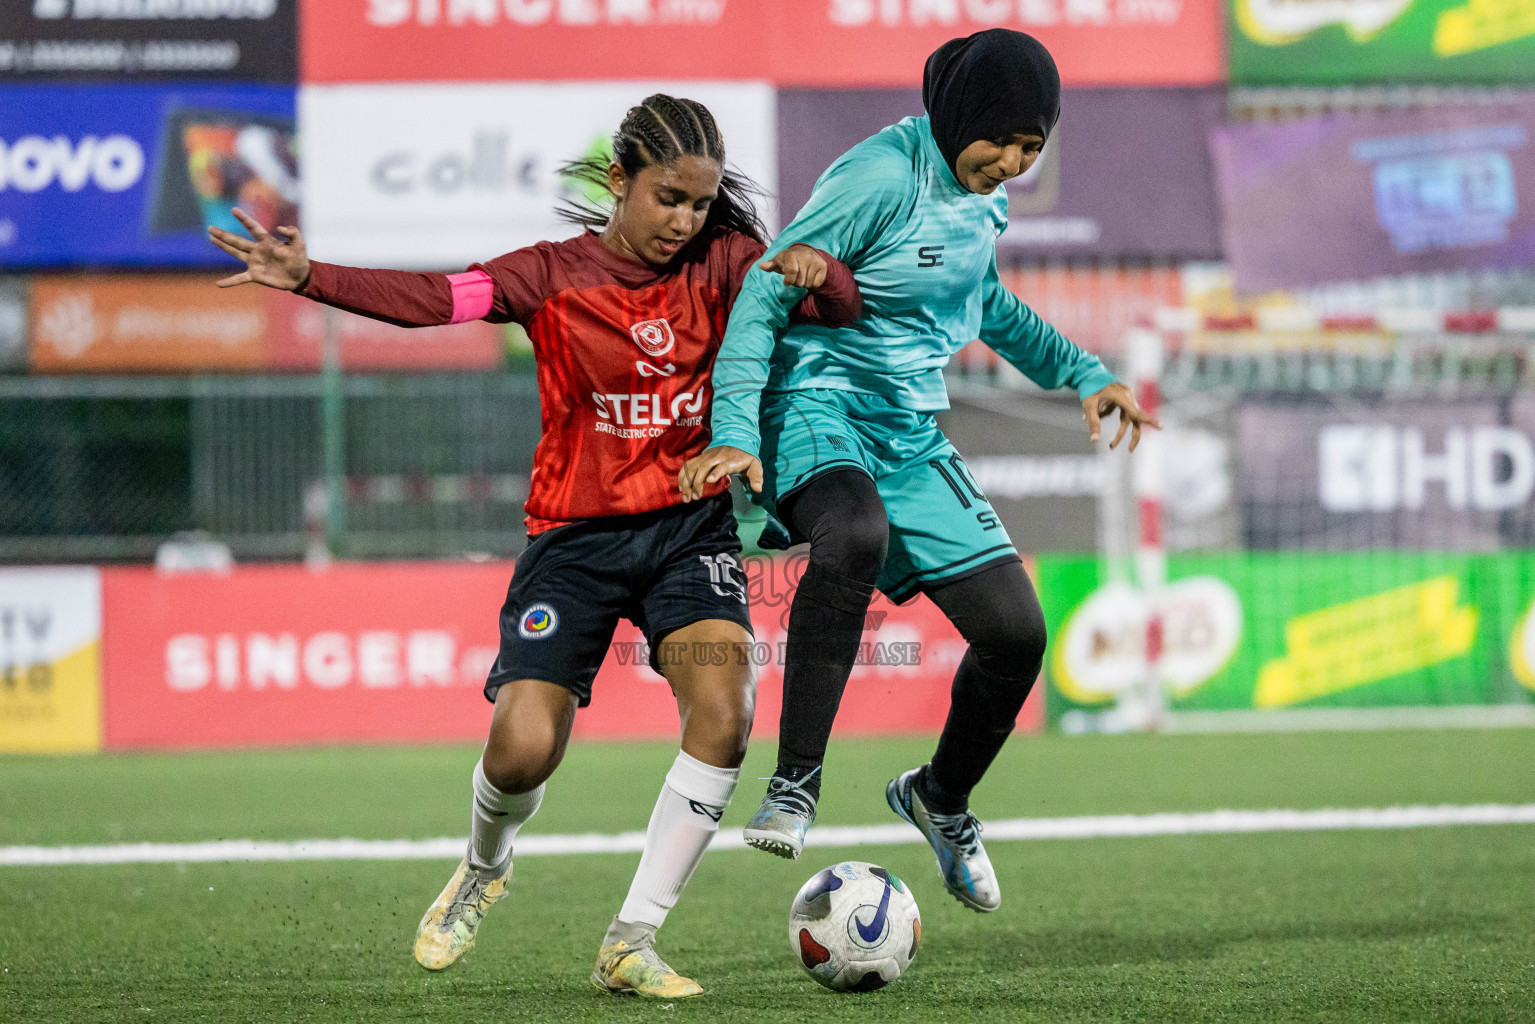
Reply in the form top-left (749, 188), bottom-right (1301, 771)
top-left (302, 1), bottom-right (1223, 86)
top-left (100, 559), bottom-right (1041, 750)
top-left (302, 0), bottom-right (767, 82)
top-left (101, 563), bottom-right (508, 750)
top-left (768, 0), bottom-right (1224, 87)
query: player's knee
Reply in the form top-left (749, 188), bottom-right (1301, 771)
top-left (971, 597), bottom-right (1047, 681)
top-left (481, 732), bottom-right (564, 794)
top-left (684, 688), bottom-right (754, 765)
top-left (791, 470), bottom-right (889, 582)
top-left (813, 509), bottom-right (889, 582)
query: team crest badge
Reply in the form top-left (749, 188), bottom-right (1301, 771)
top-left (518, 602), bottom-right (559, 640)
top-left (629, 318), bottom-right (675, 358)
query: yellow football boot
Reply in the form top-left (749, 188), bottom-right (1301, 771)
top-left (413, 857), bottom-right (511, 971)
top-left (590, 921), bottom-right (704, 999)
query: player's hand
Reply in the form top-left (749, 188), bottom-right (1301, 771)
top-left (679, 445), bottom-right (763, 501)
top-left (208, 207), bottom-right (311, 291)
top-left (759, 243), bottom-right (827, 290)
top-left (1084, 382), bottom-right (1161, 452)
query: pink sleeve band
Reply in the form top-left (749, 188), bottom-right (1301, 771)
top-left (446, 269), bottom-right (494, 324)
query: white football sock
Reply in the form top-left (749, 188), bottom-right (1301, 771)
top-left (466, 758), bottom-right (543, 879)
top-left (616, 751), bottom-right (740, 931)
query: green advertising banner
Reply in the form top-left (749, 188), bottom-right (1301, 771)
top-left (1037, 552), bottom-right (1535, 728)
top-left (1230, 0), bottom-right (1535, 84)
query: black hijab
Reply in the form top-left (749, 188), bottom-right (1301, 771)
top-left (922, 29), bottom-right (1061, 180)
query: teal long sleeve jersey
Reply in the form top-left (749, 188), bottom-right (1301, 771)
top-left (708, 115), bottom-right (1117, 459)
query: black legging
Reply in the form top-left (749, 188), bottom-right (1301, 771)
top-left (923, 557), bottom-right (1046, 810)
top-left (773, 469), bottom-right (887, 777)
top-left (775, 468), bottom-right (1046, 807)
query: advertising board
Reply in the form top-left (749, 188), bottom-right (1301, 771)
top-left (0, 83), bottom-right (297, 268)
top-left (99, 558), bottom-right (1040, 749)
top-left (1038, 551), bottom-right (1535, 726)
top-left (1230, 0), bottom-right (1535, 85)
top-left (302, 0), bottom-right (1224, 87)
top-left (299, 82), bottom-right (775, 269)
top-left (0, 568), bottom-right (102, 754)
top-left (3, 0), bottom-right (297, 82)
top-left (778, 88), bottom-right (1224, 258)
top-left (1211, 105), bottom-right (1535, 292)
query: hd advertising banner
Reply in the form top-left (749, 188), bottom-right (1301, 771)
top-left (2, 0), bottom-right (297, 82)
top-left (1211, 105), bottom-right (1535, 292)
top-left (1236, 396), bottom-right (1535, 552)
top-left (1231, 0), bottom-right (1535, 85)
top-left (778, 88), bottom-right (1224, 259)
top-left (1038, 551), bottom-right (1535, 727)
top-left (299, 82), bottom-right (776, 269)
top-left (0, 83), bottom-right (297, 268)
top-left (303, 0), bottom-right (1224, 87)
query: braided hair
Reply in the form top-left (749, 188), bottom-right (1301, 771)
top-left (558, 93), bottom-right (767, 246)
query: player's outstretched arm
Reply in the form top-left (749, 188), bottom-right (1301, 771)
top-left (678, 445), bottom-right (762, 503)
top-left (207, 207), bottom-right (523, 329)
top-left (975, 253), bottom-right (1159, 449)
top-left (208, 207), bottom-right (309, 291)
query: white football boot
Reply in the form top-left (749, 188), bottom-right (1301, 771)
top-left (742, 770), bottom-right (819, 860)
top-left (885, 766), bottom-right (1000, 912)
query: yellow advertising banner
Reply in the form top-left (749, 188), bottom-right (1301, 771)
top-left (0, 568), bottom-right (102, 754)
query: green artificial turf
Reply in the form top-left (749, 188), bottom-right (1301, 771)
top-left (2, 730), bottom-right (1533, 1022)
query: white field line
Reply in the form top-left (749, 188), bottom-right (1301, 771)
top-left (4, 804), bottom-right (1534, 868)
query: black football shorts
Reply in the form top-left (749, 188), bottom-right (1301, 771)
top-left (483, 493), bottom-right (753, 707)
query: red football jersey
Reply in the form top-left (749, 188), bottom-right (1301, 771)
top-left (300, 228), bottom-right (858, 535)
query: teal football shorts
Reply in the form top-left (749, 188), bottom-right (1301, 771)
top-left (753, 388), bottom-right (1020, 604)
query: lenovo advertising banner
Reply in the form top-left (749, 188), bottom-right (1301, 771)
top-left (299, 82), bottom-right (776, 269)
top-left (1039, 551), bottom-right (1535, 727)
top-left (1230, 0), bottom-right (1535, 85)
top-left (1211, 105), bottom-right (1535, 292)
top-left (302, 1), bottom-right (1224, 87)
top-left (778, 88), bottom-right (1224, 258)
top-left (1237, 396), bottom-right (1535, 552)
top-left (2, 0), bottom-right (297, 82)
top-left (27, 276), bottom-right (502, 372)
top-left (100, 558), bottom-right (1037, 750)
top-left (0, 83), bottom-right (297, 268)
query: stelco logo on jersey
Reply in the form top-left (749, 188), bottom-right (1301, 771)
top-left (591, 389), bottom-right (705, 437)
top-left (629, 317), bottom-right (675, 357)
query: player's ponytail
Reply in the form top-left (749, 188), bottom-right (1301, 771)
top-left (558, 93), bottom-right (768, 245)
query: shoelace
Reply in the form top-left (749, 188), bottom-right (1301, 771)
top-left (926, 808), bottom-right (984, 858)
top-left (440, 873), bottom-right (489, 929)
top-left (761, 768), bottom-right (820, 819)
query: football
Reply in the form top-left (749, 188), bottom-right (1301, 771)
top-left (788, 861), bottom-right (921, 992)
